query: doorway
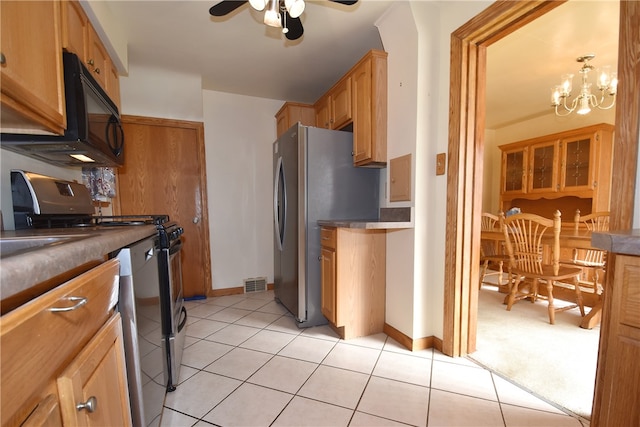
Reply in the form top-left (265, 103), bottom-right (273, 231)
top-left (443, 0), bottom-right (639, 422)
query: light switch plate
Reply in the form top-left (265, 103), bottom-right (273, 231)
top-left (436, 153), bottom-right (446, 175)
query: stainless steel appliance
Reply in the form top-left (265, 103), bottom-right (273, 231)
top-left (9, 170), bottom-right (186, 427)
top-left (1, 52), bottom-right (124, 167)
top-left (273, 124), bottom-right (380, 327)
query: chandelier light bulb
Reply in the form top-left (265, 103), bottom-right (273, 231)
top-left (285, 0), bottom-right (305, 18)
top-left (560, 74), bottom-right (573, 96)
top-left (249, 0), bottom-right (268, 11)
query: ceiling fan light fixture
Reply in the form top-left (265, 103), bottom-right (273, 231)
top-left (264, 0), bottom-right (281, 27)
top-left (249, 0), bottom-right (268, 11)
top-left (285, 0), bottom-right (305, 18)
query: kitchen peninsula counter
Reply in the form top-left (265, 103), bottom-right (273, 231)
top-left (317, 219), bottom-right (413, 229)
top-left (0, 225), bottom-right (157, 313)
top-left (318, 207), bottom-right (413, 230)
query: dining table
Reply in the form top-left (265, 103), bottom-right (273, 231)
top-left (480, 227), bottom-right (602, 329)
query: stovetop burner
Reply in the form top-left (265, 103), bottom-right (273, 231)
top-left (24, 214), bottom-right (171, 229)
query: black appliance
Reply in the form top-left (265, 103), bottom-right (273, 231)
top-left (10, 170), bottom-right (186, 427)
top-left (1, 52), bottom-right (124, 167)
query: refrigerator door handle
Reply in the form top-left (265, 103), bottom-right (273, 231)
top-left (274, 156), bottom-right (286, 251)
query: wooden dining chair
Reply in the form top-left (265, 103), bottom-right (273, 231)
top-left (569, 210), bottom-right (609, 294)
top-left (502, 210), bottom-right (585, 324)
top-left (479, 212), bottom-right (511, 290)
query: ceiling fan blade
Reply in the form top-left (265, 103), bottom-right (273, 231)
top-left (329, 0), bottom-right (359, 5)
top-left (209, 0), bottom-right (248, 16)
top-left (284, 14), bottom-right (303, 40)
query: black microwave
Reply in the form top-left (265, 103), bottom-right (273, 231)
top-left (0, 52), bottom-right (124, 167)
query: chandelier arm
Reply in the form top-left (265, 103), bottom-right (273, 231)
top-left (554, 104), bottom-right (574, 117)
top-left (596, 93), bottom-right (617, 110)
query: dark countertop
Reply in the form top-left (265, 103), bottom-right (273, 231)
top-left (592, 229), bottom-right (640, 256)
top-left (0, 225), bottom-right (157, 312)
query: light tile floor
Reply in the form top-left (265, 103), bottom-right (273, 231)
top-left (160, 290), bottom-right (588, 426)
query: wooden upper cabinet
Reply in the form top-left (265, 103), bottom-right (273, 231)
top-left (61, 0), bottom-right (121, 112)
top-left (314, 95), bottom-right (331, 129)
top-left (86, 24), bottom-right (109, 89)
top-left (61, 0), bottom-right (88, 59)
top-left (0, 0), bottom-right (66, 135)
top-left (329, 76), bottom-right (352, 130)
top-left (275, 102), bottom-right (315, 137)
top-left (498, 123), bottom-right (614, 215)
top-left (352, 50), bottom-right (387, 167)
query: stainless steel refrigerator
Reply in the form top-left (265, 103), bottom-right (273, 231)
top-left (273, 123), bottom-right (380, 327)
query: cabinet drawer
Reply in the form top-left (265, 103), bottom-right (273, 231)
top-left (320, 227), bottom-right (337, 249)
top-left (0, 259), bottom-right (119, 426)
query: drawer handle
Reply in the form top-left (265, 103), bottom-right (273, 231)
top-left (49, 296), bottom-right (88, 313)
top-left (76, 396), bottom-right (97, 413)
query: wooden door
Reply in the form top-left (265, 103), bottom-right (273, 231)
top-left (116, 116), bottom-right (212, 298)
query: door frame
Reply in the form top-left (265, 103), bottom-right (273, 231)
top-left (443, 0), bottom-right (639, 357)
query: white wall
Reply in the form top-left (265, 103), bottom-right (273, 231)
top-left (376, 2), bottom-right (419, 338)
top-left (120, 64), bottom-right (204, 121)
top-left (202, 90), bottom-right (282, 289)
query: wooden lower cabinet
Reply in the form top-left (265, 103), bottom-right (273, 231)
top-left (0, 259), bottom-right (131, 427)
top-left (57, 314), bottom-right (131, 427)
top-left (320, 227), bottom-right (386, 340)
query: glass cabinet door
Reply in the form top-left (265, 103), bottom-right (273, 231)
top-left (529, 141), bottom-right (558, 193)
top-left (561, 134), bottom-right (593, 191)
top-left (502, 147), bottom-right (527, 193)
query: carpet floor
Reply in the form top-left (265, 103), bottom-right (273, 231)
top-left (470, 282), bottom-right (600, 420)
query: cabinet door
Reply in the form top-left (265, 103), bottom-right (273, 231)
top-left (330, 77), bottom-right (352, 129)
top-left (321, 247), bottom-right (337, 324)
top-left (86, 24), bottom-right (108, 89)
top-left (315, 95), bottom-right (331, 129)
top-left (560, 133), bottom-right (594, 192)
top-left (0, 259), bottom-right (120, 427)
top-left (57, 314), bottom-right (132, 427)
top-left (352, 59), bottom-right (373, 164)
top-left (106, 60), bottom-right (121, 111)
top-left (61, 0), bottom-right (88, 58)
top-left (0, 0), bottom-right (66, 134)
top-left (528, 140), bottom-right (559, 193)
top-left (21, 394), bottom-right (63, 427)
top-left (501, 147), bottom-right (527, 194)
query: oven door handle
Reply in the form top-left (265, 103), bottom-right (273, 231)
top-left (169, 239), bottom-right (183, 255)
top-left (177, 306), bottom-right (187, 333)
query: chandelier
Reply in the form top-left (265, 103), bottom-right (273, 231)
top-left (249, 0), bottom-right (305, 33)
top-left (550, 54), bottom-right (618, 116)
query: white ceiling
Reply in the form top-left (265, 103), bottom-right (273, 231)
top-left (104, 0), bottom-right (619, 127)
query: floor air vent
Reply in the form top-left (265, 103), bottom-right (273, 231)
top-left (244, 277), bottom-right (267, 293)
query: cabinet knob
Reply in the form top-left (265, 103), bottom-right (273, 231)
top-left (0, 52), bottom-right (5, 65)
top-left (94, 67), bottom-right (101, 75)
top-left (87, 58), bottom-right (95, 66)
top-left (76, 396), bottom-right (97, 413)
top-left (193, 217), bottom-right (200, 224)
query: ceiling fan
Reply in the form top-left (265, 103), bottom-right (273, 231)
top-left (209, 0), bottom-right (359, 41)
